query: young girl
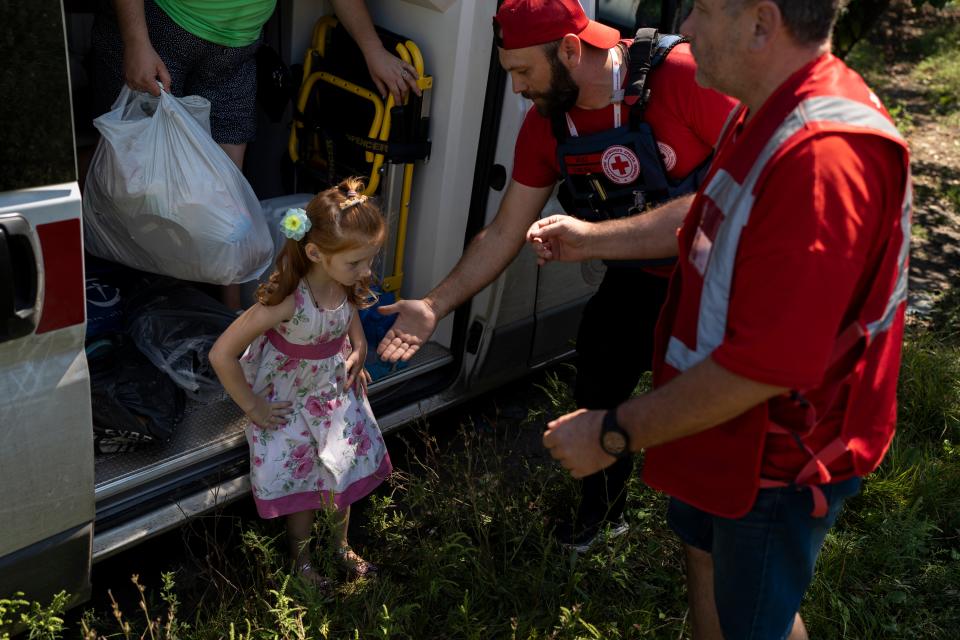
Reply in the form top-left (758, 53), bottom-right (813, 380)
top-left (210, 178), bottom-right (391, 586)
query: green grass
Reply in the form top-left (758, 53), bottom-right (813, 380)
top-left (5, 7), bottom-right (960, 639)
top-left (845, 4), bottom-right (960, 125)
top-left (804, 328), bottom-right (960, 638)
top-left (946, 183), bottom-right (960, 214)
top-left (6, 319), bottom-right (959, 639)
top-left (914, 40), bottom-right (960, 119)
top-left (845, 38), bottom-right (892, 89)
top-left (904, 10), bottom-right (960, 119)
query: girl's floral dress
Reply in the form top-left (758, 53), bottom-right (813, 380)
top-left (240, 279), bottom-right (391, 518)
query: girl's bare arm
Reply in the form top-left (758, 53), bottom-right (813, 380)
top-left (209, 297), bottom-right (295, 415)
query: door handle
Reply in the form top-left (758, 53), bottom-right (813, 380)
top-left (0, 214), bottom-right (39, 343)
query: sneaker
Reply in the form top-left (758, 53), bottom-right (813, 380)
top-left (554, 517), bottom-right (630, 553)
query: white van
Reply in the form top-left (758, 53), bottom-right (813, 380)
top-left (0, 0), bottom-right (679, 611)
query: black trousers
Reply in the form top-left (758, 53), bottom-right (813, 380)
top-left (572, 266), bottom-right (670, 525)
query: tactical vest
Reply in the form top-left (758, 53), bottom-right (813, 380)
top-left (553, 29), bottom-right (708, 269)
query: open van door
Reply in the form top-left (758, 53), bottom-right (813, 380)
top-left (0, 0), bottom-right (94, 608)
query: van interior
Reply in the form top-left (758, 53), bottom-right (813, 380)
top-left (65, 0), bottom-right (502, 534)
top-left (63, 0), bottom-right (681, 542)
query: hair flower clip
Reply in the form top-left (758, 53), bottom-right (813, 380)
top-left (280, 207), bottom-right (311, 241)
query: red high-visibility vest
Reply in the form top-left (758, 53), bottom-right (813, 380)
top-left (644, 54), bottom-right (912, 518)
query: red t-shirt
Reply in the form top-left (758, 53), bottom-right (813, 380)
top-left (673, 114), bottom-right (907, 481)
top-left (512, 42), bottom-right (737, 189)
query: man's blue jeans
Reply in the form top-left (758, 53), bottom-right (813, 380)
top-left (667, 477), bottom-right (862, 640)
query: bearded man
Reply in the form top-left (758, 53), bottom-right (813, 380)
top-left (376, 0), bottom-right (735, 550)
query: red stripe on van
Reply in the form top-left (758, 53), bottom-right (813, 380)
top-left (36, 218), bottom-right (85, 333)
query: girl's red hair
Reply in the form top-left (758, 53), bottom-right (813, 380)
top-left (256, 177), bottom-right (385, 309)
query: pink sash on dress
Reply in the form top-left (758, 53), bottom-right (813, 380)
top-left (265, 329), bottom-right (346, 360)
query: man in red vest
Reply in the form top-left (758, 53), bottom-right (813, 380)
top-left (529, 1), bottom-right (911, 638)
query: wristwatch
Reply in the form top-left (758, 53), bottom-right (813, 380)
top-left (600, 409), bottom-right (631, 458)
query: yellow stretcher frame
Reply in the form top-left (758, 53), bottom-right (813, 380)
top-left (288, 16), bottom-right (433, 294)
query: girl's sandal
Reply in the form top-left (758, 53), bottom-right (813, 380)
top-left (336, 546), bottom-right (378, 579)
top-left (297, 562), bottom-right (334, 591)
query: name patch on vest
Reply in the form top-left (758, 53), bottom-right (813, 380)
top-left (601, 145), bottom-right (641, 184)
top-left (564, 152), bottom-right (604, 175)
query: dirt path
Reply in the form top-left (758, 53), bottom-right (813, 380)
top-left (907, 112), bottom-right (960, 314)
top-left (876, 5), bottom-right (960, 316)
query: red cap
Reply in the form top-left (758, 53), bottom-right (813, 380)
top-left (494, 0), bottom-right (621, 50)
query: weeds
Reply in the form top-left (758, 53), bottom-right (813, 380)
top-left (15, 322), bottom-right (960, 639)
top-left (912, 14), bottom-right (960, 117)
top-left (890, 101), bottom-right (918, 133)
top-left (78, 574), bottom-right (187, 640)
top-left (804, 323), bottom-right (960, 639)
top-left (27, 290), bottom-right (956, 640)
top-left (0, 591), bottom-right (68, 640)
top-left (11, 11), bottom-right (960, 636)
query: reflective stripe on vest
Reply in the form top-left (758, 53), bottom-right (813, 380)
top-left (665, 96), bottom-right (912, 373)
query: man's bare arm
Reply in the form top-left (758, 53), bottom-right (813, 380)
top-left (543, 357), bottom-right (787, 478)
top-left (620, 357), bottom-right (786, 452)
top-left (376, 181), bottom-right (552, 362)
top-left (329, 0), bottom-right (419, 102)
top-left (113, 0), bottom-right (149, 46)
top-left (528, 193), bottom-right (693, 264)
top-left (592, 194), bottom-right (692, 261)
top-left (425, 181), bottom-right (554, 318)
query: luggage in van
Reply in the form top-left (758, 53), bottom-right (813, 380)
top-left (88, 335), bottom-right (185, 453)
top-left (125, 279), bottom-right (238, 401)
top-left (83, 87), bottom-right (274, 285)
top-left (289, 16), bottom-right (432, 297)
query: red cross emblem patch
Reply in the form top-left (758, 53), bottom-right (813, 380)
top-left (600, 145), bottom-right (641, 185)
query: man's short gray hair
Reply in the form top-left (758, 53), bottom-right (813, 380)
top-left (727, 0), bottom-right (842, 46)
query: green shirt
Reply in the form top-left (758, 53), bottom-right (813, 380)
top-left (154, 0), bottom-right (277, 47)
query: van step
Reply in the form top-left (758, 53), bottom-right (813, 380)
top-left (368, 341), bottom-right (453, 393)
top-left (93, 341), bottom-right (453, 500)
top-left (94, 396), bottom-right (246, 498)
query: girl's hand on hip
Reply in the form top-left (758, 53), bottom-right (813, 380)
top-left (246, 388), bottom-right (293, 429)
top-left (345, 346), bottom-right (369, 395)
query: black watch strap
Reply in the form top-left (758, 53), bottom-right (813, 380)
top-left (600, 409), bottom-right (631, 458)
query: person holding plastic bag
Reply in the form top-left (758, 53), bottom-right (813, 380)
top-left (89, 0), bottom-right (421, 304)
top-left (83, 84), bottom-right (275, 285)
top-left (91, 0), bottom-right (421, 170)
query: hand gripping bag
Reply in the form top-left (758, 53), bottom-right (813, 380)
top-left (83, 87), bottom-right (273, 284)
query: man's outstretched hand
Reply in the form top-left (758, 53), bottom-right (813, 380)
top-left (526, 215), bottom-right (595, 266)
top-left (376, 298), bottom-right (439, 363)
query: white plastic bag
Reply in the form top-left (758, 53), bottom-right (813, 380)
top-left (83, 87), bottom-right (273, 284)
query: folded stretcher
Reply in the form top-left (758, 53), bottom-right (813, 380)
top-left (288, 15), bottom-right (433, 295)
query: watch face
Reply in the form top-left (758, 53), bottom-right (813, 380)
top-left (602, 431), bottom-right (627, 456)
